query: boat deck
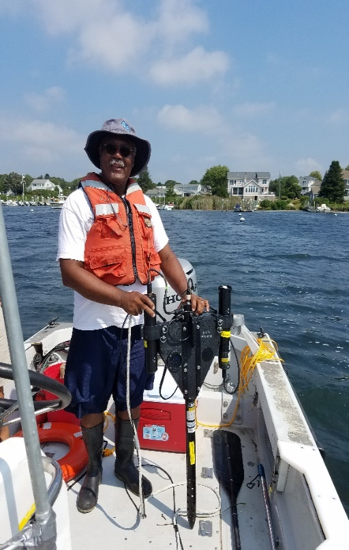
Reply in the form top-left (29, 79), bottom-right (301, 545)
top-left (53, 424), bottom-right (270, 550)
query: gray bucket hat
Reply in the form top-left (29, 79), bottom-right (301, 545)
top-left (84, 118), bottom-right (151, 177)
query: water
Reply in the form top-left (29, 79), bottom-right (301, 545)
top-left (2, 206), bottom-right (349, 514)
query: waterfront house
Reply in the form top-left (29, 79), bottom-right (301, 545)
top-left (298, 176), bottom-right (321, 195)
top-left (145, 187), bottom-right (167, 201)
top-left (27, 178), bottom-right (63, 194)
top-left (227, 172), bottom-right (274, 204)
top-left (173, 183), bottom-right (208, 197)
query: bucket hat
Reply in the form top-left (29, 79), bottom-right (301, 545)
top-left (84, 118), bottom-right (151, 177)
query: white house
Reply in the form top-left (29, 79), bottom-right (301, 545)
top-left (298, 176), bottom-right (321, 195)
top-left (27, 178), bottom-right (63, 194)
top-left (145, 187), bottom-right (167, 200)
top-left (227, 172), bottom-right (273, 202)
top-left (173, 183), bottom-right (208, 197)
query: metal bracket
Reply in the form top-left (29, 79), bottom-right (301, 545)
top-left (199, 520), bottom-right (212, 537)
top-left (201, 467), bottom-right (213, 478)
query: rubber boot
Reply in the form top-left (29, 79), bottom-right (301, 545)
top-left (77, 422), bottom-right (104, 513)
top-left (114, 418), bottom-right (152, 498)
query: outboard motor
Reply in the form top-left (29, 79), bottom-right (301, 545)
top-left (151, 258), bottom-right (197, 321)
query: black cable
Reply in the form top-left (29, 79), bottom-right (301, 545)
top-left (158, 363), bottom-right (179, 401)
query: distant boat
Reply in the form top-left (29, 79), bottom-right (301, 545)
top-left (50, 195), bottom-right (66, 209)
top-left (316, 203), bottom-right (331, 213)
top-left (158, 203), bottom-right (174, 211)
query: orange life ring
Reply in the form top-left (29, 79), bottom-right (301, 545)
top-left (15, 422), bottom-right (88, 482)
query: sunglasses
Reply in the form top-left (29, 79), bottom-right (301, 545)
top-left (101, 143), bottom-right (134, 158)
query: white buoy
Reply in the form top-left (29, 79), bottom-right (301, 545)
top-left (240, 217), bottom-right (245, 222)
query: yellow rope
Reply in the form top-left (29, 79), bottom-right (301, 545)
top-left (197, 338), bottom-right (282, 429)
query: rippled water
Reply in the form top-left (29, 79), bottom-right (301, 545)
top-left (2, 206), bottom-right (349, 513)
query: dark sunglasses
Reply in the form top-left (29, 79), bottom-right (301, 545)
top-left (101, 143), bottom-right (134, 158)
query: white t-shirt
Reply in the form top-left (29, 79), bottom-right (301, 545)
top-left (56, 186), bottom-right (169, 330)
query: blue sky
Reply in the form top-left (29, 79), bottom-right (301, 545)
top-left (0, 0), bottom-right (348, 184)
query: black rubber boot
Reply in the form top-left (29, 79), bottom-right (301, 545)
top-left (77, 422), bottom-right (104, 513)
top-left (114, 418), bottom-right (152, 498)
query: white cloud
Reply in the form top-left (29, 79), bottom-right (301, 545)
top-left (157, 104), bottom-right (226, 134)
top-left (156, 0), bottom-right (209, 45)
top-left (233, 101), bottom-right (276, 118)
top-left (150, 47), bottom-right (229, 86)
top-left (32, 0), bottom-right (108, 35)
top-left (69, 18), bottom-right (152, 71)
top-left (30, 0), bottom-right (229, 85)
top-left (294, 158), bottom-right (323, 176)
top-left (24, 87), bottom-right (66, 114)
top-left (0, 115), bottom-right (83, 176)
top-left (327, 109), bottom-right (349, 124)
top-left (156, 103), bottom-right (272, 174)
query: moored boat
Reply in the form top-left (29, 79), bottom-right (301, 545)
top-left (50, 195), bottom-right (67, 209)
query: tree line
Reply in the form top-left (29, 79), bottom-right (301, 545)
top-left (1, 160), bottom-right (347, 208)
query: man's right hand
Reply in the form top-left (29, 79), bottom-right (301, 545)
top-left (118, 291), bottom-right (156, 317)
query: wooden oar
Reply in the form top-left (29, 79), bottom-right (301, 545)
top-left (213, 430), bottom-right (244, 549)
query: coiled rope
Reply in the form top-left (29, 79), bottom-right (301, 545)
top-left (197, 337), bottom-right (282, 429)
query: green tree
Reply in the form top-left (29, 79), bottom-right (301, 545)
top-left (188, 179), bottom-right (199, 185)
top-left (309, 170), bottom-right (322, 181)
top-left (137, 168), bottom-right (155, 193)
top-left (0, 174), bottom-right (7, 193)
top-left (269, 175), bottom-right (301, 199)
top-left (200, 165), bottom-right (229, 197)
top-left (319, 161), bottom-right (345, 203)
top-left (164, 180), bottom-right (180, 188)
top-left (3, 172), bottom-right (23, 195)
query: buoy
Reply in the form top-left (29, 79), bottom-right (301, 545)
top-left (240, 217), bottom-right (245, 222)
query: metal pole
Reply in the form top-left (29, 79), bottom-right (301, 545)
top-left (0, 203), bottom-right (56, 534)
top-left (185, 399), bottom-right (196, 529)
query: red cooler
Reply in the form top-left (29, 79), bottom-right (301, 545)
top-left (138, 367), bottom-right (186, 453)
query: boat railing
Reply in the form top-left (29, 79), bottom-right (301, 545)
top-left (253, 333), bottom-right (349, 548)
top-left (0, 456), bottom-right (63, 550)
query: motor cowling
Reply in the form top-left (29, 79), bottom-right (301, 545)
top-left (151, 258), bottom-right (197, 321)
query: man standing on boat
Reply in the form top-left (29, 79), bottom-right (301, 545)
top-left (57, 118), bottom-right (209, 513)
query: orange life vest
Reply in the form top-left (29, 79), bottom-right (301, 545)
top-left (81, 173), bottom-right (161, 286)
